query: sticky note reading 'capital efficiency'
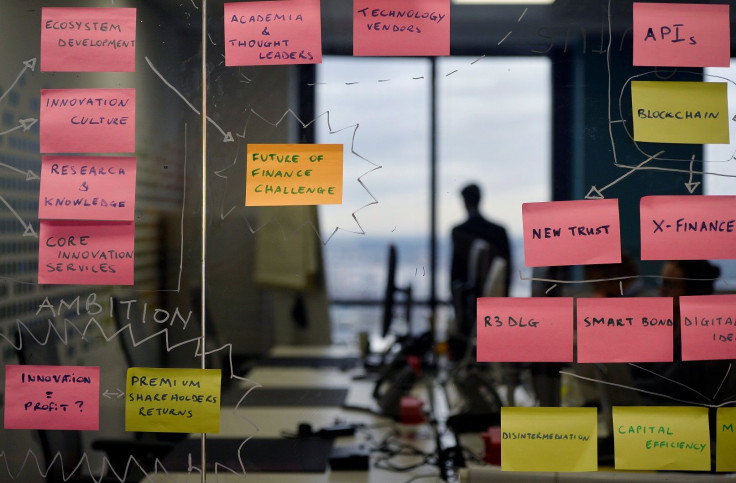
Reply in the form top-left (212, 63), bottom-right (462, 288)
top-left (522, 199), bottom-right (621, 267)
top-left (717, 407), bottom-right (736, 472)
top-left (246, 144), bottom-right (343, 206)
top-left (224, 1), bottom-right (322, 66)
top-left (38, 220), bottom-right (135, 285)
top-left (501, 407), bottom-right (597, 472)
top-left (4, 365), bottom-right (100, 431)
top-left (41, 7), bottom-right (137, 72)
top-left (633, 3), bottom-right (730, 68)
top-left (40, 88), bottom-right (135, 154)
top-left (640, 195), bottom-right (736, 260)
top-left (632, 81), bottom-right (728, 144)
top-left (680, 294), bottom-right (736, 361)
top-left (125, 367), bottom-right (221, 433)
top-left (353, 0), bottom-right (450, 56)
top-left (476, 297), bottom-right (574, 362)
top-left (39, 156), bottom-right (136, 221)
top-left (613, 406), bottom-right (710, 471)
top-left (577, 297), bottom-right (673, 363)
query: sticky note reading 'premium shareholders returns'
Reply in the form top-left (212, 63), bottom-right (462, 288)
top-left (40, 88), bottom-right (135, 154)
top-left (641, 195), bottom-right (736, 260)
top-left (353, 0), bottom-right (450, 56)
top-left (522, 199), bottom-right (621, 267)
top-left (38, 220), bottom-right (134, 285)
top-left (717, 408), bottom-right (736, 472)
top-left (39, 156), bottom-right (136, 221)
top-left (501, 407), bottom-right (597, 472)
top-left (476, 297), bottom-right (574, 362)
top-left (680, 294), bottom-right (736, 361)
top-left (632, 81), bottom-right (728, 144)
top-left (41, 7), bottom-right (137, 72)
top-left (633, 3), bottom-right (730, 68)
top-left (613, 406), bottom-right (710, 471)
top-left (246, 144), bottom-right (343, 206)
top-left (126, 367), bottom-right (221, 433)
top-left (224, 1), bottom-right (322, 66)
top-left (4, 365), bottom-right (100, 431)
top-left (577, 297), bottom-right (673, 363)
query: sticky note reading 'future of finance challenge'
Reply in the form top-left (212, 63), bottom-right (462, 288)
top-left (522, 199), bottom-right (621, 267)
top-left (501, 407), bottom-right (597, 472)
top-left (125, 367), bottom-right (221, 433)
top-left (632, 81), bottom-right (728, 144)
top-left (353, 0), bottom-right (450, 56)
top-left (679, 294), bottom-right (736, 361)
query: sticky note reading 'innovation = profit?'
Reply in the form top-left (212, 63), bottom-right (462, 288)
top-left (41, 7), bottom-right (137, 72)
top-left (353, 0), bottom-right (450, 57)
top-left (224, 0), bottom-right (322, 66)
top-left (246, 144), bottom-right (343, 206)
top-left (126, 367), bottom-right (221, 433)
top-left (501, 407), bottom-right (597, 472)
top-left (680, 294), bottom-right (736, 361)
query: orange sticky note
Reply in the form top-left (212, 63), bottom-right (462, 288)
top-left (522, 199), bottom-right (621, 267)
top-left (4, 365), bottom-right (100, 431)
top-left (476, 297), bottom-right (574, 362)
top-left (246, 144), bottom-right (343, 206)
top-left (224, 1), bottom-right (322, 66)
top-left (38, 220), bottom-right (134, 285)
top-left (577, 297), bottom-right (673, 363)
top-left (633, 3), bottom-right (730, 68)
top-left (40, 89), bottom-right (135, 154)
top-left (39, 156), bottom-right (136, 221)
top-left (640, 195), bottom-right (736, 260)
top-left (353, 0), bottom-right (450, 56)
top-left (41, 7), bottom-right (137, 72)
top-left (680, 294), bottom-right (736, 361)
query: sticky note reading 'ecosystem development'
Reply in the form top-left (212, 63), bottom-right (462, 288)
top-left (717, 407), bottom-right (736, 472)
top-left (640, 195), bottom-right (736, 260)
top-left (680, 294), bottom-right (736, 361)
top-left (633, 3), bottom-right (730, 68)
top-left (224, 0), bottom-right (322, 66)
top-left (613, 406), bottom-right (710, 471)
top-left (4, 365), bottom-right (100, 431)
top-left (41, 7), bottom-right (137, 72)
top-left (476, 297), bottom-right (574, 362)
top-left (125, 367), bottom-right (221, 433)
top-left (631, 81), bottom-right (728, 144)
top-left (577, 297), bottom-right (673, 363)
top-left (40, 88), bottom-right (135, 154)
top-left (39, 156), bottom-right (136, 221)
top-left (501, 407), bottom-right (597, 472)
top-left (38, 220), bottom-right (134, 285)
top-left (353, 0), bottom-right (450, 56)
top-left (522, 199), bottom-right (621, 267)
top-left (246, 144), bottom-right (343, 206)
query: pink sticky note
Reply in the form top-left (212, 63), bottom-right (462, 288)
top-left (476, 297), bottom-right (574, 362)
top-left (38, 220), bottom-right (134, 285)
top-left (4, 365), bottom-right (99, 430)
top-left (522, 199), bottom-right (622, 267)
top-left (640, 195), bottom-right (736, 260)
top-left (41, 7), bottom-right (137, 72)
top-left (40, 89), bottom-right (135, 154)
top-left (353, 0), bottom-right (450, 56)
top-left (633, 3), bottom-right (730, 68)
top-left (577, 297), bottom-right (673, 363)
top-left (224, 1), bottom-right (322, 66)
top-left (680, 294), bottom-right (736, 361)
top-left (40, 156), bottom-right (136, 221)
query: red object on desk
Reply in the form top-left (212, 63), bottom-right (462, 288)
top-left (399, 395), bottom-right (425, 425)
top-left (481, 426), bottom-right (502, 465)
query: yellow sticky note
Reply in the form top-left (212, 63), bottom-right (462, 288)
top-left (246, 144), bottom-right (343, 206)
top-left (717, 407), bottom-right (736, 472)
top-left (125, 367), bottom-right (221, 433)
top-left (501, 407), bottom-right (597, 472)
top-left (632, 81), bottom-right (729, 144)
top-left (613, 406), bottom-right (710, 471)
